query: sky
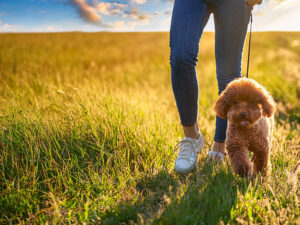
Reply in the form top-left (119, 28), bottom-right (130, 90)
top-left (0, 0), bottom-right (299, 32)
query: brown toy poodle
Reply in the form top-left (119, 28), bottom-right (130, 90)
top-left (214, 78), bottom-right (276, 177)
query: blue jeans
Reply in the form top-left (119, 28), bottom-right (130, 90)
top-left (170, 0), bottom-right (251, 142)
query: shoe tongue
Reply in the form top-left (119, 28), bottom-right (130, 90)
top-left (182, 137), bottom-right (196, 148)
top-left (184, 137), bottom-right (198, 142)
top-left (183, 137), bottom-right (198, 145)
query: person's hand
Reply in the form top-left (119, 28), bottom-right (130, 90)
top-left (245, 0), bottom-right (263, 6)
top-left (245, 0), bottom-right (263, 9)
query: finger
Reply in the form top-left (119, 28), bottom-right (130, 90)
top-left (245, 0), bottom-right (252, 6)
top-left (246, 0), bottom-right (255, 6)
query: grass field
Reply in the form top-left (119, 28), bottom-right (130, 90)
top-left (0, 32), bottom-right (299, 224)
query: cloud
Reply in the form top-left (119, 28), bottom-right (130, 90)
top-left (152, 9), bottom-right (172, 16)
top-left (255, 0), bottom-right (300, 15)
top-left (96, 2), bottom-right (111, 15)
top-left (1, 24), bottom-right (16, 29)
top-left (113, 20), bottom-right (125, 29)
top-left (129, 5), bottom-right (139, 19)
top-left (0, 23), bottom-right (23, 32)
top-left (96, 2), bottom-right (127, 15)
top-left (160, 0), bottom-right (173, 3)
top-left (131, 0), bottom-right (147, 4)
top-left (268, 0), bottom-right (300, 9)
top-left (138, 12), bottom-right (150, 20)
top-left (252, 2), bottom-right (300, 31)
top-left (70, 0), bottom-right (168, 30)
top-left (47, 26), bottom-right (55, 31)
top-left (71, 0), bottom-right (102, 23)
top-left (129, 5), bottom-right (150, 21)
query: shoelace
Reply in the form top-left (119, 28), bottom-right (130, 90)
top-left (173, 139), bottom-right (196, 160)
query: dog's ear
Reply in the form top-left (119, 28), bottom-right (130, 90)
top-left (257, 90), bottom-right (276, 117)
top-left (261, 96), bottom-right (275, 117)
top-left (214, 91), bottom-right (231, 119)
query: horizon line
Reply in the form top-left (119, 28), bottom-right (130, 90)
top-left (1, 30), bottom-right (300, 34)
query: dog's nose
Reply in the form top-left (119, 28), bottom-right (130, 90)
top-left (240, 112), bottom-right (246, 118)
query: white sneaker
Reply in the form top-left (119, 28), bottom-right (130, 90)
top-left (207, 150), bottom-right (226, 162)
top-left (174, 134), bottom-right (205, 174)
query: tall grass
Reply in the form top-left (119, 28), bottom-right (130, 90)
top-left (0, 32), bottom-right (299, 224)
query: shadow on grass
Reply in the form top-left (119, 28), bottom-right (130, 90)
top-left (101, 170), bottom-right (179, 225)
top-left (101, 162), bottom-right (250, 225)
top-left (153, 162), bottom-right (250, 225)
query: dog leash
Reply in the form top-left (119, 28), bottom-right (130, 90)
top-left (246, 11), bottom-right (253, 78)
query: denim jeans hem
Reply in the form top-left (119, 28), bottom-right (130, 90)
top-left (214, 137), bottom-right (226, 143)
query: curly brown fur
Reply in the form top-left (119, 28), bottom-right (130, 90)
top-left (214, 78), bottom-right (276, 177)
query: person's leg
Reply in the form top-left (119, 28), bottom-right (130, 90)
top-left (170, 0), bottom-right (211, 139)
top-left (170, 0), bottom-right (211, 173)
top-left (212, 0), bottom-right (251, 153)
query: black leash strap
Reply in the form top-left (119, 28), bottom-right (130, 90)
top-left (246, 11), bottom-right (253, 78)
